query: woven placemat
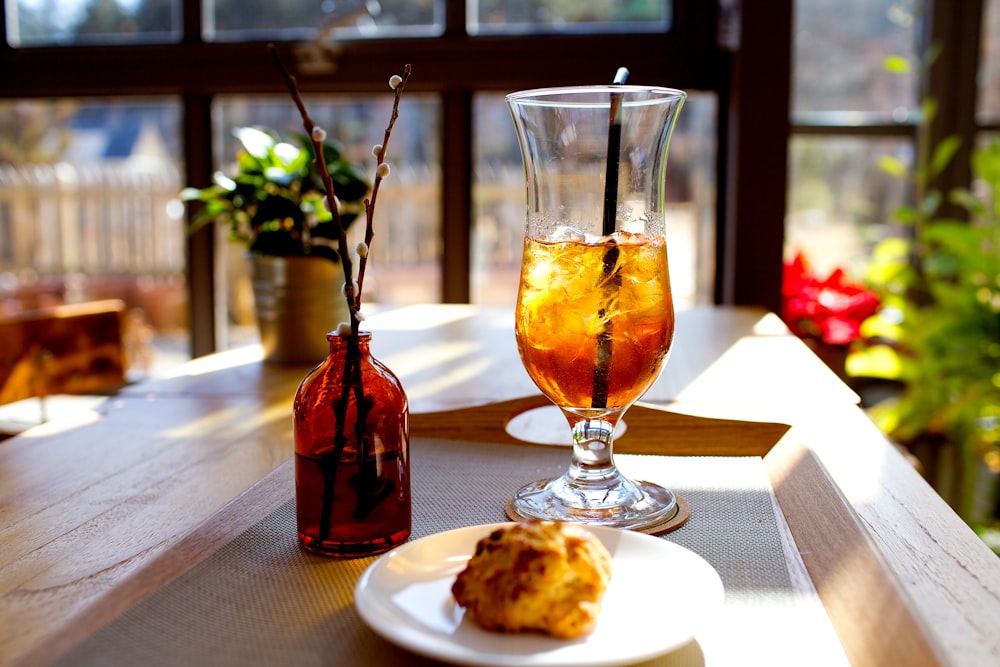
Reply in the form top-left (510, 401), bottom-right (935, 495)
top-left (54, 437), bottom-right (847, 667)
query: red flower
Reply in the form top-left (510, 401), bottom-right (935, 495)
top-left (782, 252), bottom-right (880, 346)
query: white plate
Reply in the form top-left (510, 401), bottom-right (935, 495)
top-left (354, 522), bottom-right (724, 667)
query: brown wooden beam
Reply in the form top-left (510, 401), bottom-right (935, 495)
top-left (441, 90), bottom-right (472, 303)
top-left (926, 0), bottom-right (983, 220)
top-left (183, 94), bottom-right (218, 358)
top-left (718, 0), bottom-right (792, 312)
top-left (0, 34), bottom-right (725, 99)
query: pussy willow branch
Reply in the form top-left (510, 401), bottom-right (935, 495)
top-left (269, 44), bottom-right (410, 333)
top-left (356, 64), bottom-right (411, 312)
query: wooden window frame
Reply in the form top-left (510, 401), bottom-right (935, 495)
top-left (790, 2), bottom-right (995, 227)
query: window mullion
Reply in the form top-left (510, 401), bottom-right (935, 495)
top-left (181, 0), bottom-right (216, 355)
top-left (182, 0), bottom-right (204, 44)
top-left (183, 93), bottom-right (219, 357)
top-left (925, 0), bottom-right (983, 218)
top-left (444, 0), bottom-right (467, 36)
top-left (718, 0), bottom-right (791, 312)
top-left (441, 89), bottom-right (472, 303)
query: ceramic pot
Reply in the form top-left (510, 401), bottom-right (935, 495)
top-left (249, 255), bottom-right (351, 364)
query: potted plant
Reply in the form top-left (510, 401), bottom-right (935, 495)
top-left (847, 135), bottom-right (1000, 552)
top-left (182, 125), bottom-right (370, 363)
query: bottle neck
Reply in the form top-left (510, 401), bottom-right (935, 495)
top-left (327, 331), bottom-right (372, 353)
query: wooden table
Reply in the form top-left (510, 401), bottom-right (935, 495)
top-left (1, 305), bottom-right (997, 666)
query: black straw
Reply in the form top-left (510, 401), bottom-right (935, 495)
top-left (601, 67), bottom-right (629, 236)
top-left (592, 67), bottom-right (629, 410)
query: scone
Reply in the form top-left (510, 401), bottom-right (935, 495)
top-left (451, 520), bottom-right (612, 639)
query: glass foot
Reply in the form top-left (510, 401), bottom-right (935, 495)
top-left (510, 473), bottom-right (678, 531)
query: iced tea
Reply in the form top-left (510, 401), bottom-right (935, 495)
top-left (515, 232), bottom-right (674, 411)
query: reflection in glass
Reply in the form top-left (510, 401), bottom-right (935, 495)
top-left (785, 135), bottom-right (912, 277)
top-left (469, 0), bottom-right (671, 35)
top-left (0, 98), bottom-right (189, 377)
top-left (6, 0), bottom-right (179, 47)
top-left (213, 95), bottom-right (441, 349)
top-left (793, 0), bottom-right (918, 123)
top-left (207, 0), bottom-right (441, 40)
top-left (472, 90), bottom-right (716, 309)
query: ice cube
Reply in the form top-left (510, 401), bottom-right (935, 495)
top-left (547, 225), bottom-right (587, 242)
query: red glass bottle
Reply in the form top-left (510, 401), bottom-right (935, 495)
top-left (293, 331), bottom-right (410, 557)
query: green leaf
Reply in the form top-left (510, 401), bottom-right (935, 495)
top-left (972, 139), bottom-right (1000, 189)
top-left (921, 98), bottom-right (938, 124)
top-left (186, 209), bottom-right (220, 233)
top-left (929, 135), bottom-right (961, 178)
top-left (871, 237), bottom-right (911, 261)
top-left (859, 313), bottom-right (903, 341)
top-left (883, 55), bottom-right (912, 74)
top-left (920, 190), bottom-right (943, 218)
top-left (263, 166), bottom-right (296, 186)
top-left (893, 205), bottom-right (916, 224)
top-left (949, 187), bottom-right (987, 218)
top-left (180, 186), bottom-right (207, 201)
top-left (237, 150), bottom-right (266, 175)
top-left (925, 252), bottom-right (960, 280)
top-left (234, 126), bottom-right (278, 160)
top-left (846, 344), bottom-right (905, 380)
top-left (272, 141), bottom-right (302, 168)
top-left (868, 397), bottom-right (905, 438)
top-left (878, 155), bottom-right (910, 178)
top-left (924, 221), bottom-right (979, 249)
top-left (212, 171), bottom-right (237, 191)
top-left (253, 194), bottom-right (302, 226)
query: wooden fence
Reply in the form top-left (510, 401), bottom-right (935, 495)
top-left (0, 161), bottom-right (472, 278)
top-left (0, 161), bottom-right (185, 276)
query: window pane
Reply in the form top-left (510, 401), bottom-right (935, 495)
top-left (471, 90), bottom-right (716, 309)
top-left (207, 0), bottom-right (442, 41)
top-left (469, 0), bottom-right (671, 35)
top-left (793, 0), bottom-right (919, 124)
top-left (785, 136), bottom-right (912, 277)
top-left (979, 0), bottom-right (1000, 124)
top-left (0, 98), bottom-right (189, 378)
top-left (6, 0), bottom-right (180, 47)
top-left (212, 95), bottom-right (441, 350)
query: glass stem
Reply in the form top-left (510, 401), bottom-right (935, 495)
top-left (569, 418), bottom-right (621, 488)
